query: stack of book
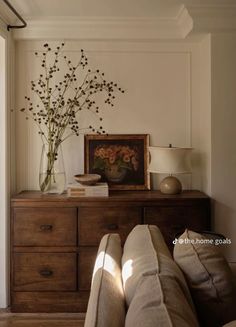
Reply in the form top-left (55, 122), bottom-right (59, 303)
top-left (67, 182), bottom-right (109, 197)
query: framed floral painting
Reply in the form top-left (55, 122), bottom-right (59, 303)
top-left (84, 134), bottom-right (150, 190)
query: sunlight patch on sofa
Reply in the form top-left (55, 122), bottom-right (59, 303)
top-left (122, 259), bottom-right (133, 290)
top-left (92, 251), bottom-right (116, 280)
top-left (91, 250), bottom-right (124, 294)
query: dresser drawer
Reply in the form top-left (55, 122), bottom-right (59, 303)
top-left (13, 253), bottom-right (77, 291)
top-left (13, 208), bottom-right (77, 246)
top-left (78, 247), bottom-right (97, 291)
top-left (78, 207), bottom-right (142, 245)
top-left (144, 206), bottom-right (209, 249)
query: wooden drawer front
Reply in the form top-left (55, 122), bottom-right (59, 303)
top-left (13, 208), bottom-right (77, 246)
top-left (78, 247), bottom-right (97, 291)
top-left (78, 207), bottom-right (142, 245)
top-left (144, 206), bottom-right (209, 249)
top-left (12, 291), bottom-right (89, 313)
top-left (13, 253), bottom-right (77, 291)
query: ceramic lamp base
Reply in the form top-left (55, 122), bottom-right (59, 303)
top-left (160, 176), bottom-right (182, 195)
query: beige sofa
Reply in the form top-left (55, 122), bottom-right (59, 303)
top-left (84, 225), bottom-right (236, 327)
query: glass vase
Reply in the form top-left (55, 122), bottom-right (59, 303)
top-left (39, 143), bottom-right (66, 194)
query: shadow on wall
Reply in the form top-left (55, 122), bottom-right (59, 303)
top-left (211, 199), bottom-right (235, 260)
top-left (191, 150), bottom-right (210, 193)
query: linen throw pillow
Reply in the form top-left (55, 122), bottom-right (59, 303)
top-left (84, 233), bottom-right (125, 327)
top-left (174, 229), bottom-right (236, 327)
top-left (123, 225), bottom-right (199, 327)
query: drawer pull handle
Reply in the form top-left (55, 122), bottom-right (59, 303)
top-left (106, 223), bottom-right (118, 231)
top-left (40, 224), bottom-right (53, 231)
top-left (39, 269), bottom-right (53, 277)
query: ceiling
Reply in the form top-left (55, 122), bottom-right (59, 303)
top-left (7, 0), bottom-right (236, 19)
top-left (8, 0), bottom-right (181, 19)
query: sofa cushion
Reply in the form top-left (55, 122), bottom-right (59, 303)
top-left (122, 225), bottom-right (195, 307)
top-left (223, 322), bottom-right (236, 327)
top-left (84, 233), bottom-right (125, 327)
top-left (122, 225), bottom-right (199, 326)
top-left (125, 272), bottom-right (199, 327)
top-left (174, 229), bottom-right (236, 327)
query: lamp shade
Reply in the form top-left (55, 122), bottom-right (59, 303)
top-left (148, 146), bottom-right (192, 174)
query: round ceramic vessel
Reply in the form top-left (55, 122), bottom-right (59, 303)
top-left (74, 174), bottom-right (101, 185)
top-left (160, 176), bottom-right (182, 194)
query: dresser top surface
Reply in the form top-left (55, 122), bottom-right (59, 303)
top-left (11, 190), bottom-right (209, 204)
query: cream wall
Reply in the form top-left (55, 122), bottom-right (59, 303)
top-left (191, 34), bottom-right (211, 194)
top-left (211, 33), bottom-right (236, 261)
top-left (15, 37), bottom-right (211, 193)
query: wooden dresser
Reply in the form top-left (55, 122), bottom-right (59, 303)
top-left (11, 190), bottom-right (210, 312)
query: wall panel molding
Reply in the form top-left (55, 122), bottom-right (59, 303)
top-left (15, 40), bottom-right (194, 191)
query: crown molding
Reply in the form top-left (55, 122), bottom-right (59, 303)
top-left (10, 3), bottom-right (236, 40)
top-left (177, 5), bottom-right (193, 38)
top-left (13, 7), bottom-right (193, 40)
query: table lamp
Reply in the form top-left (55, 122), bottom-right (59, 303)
top-left (148, 144), bottom-right (192, 194)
